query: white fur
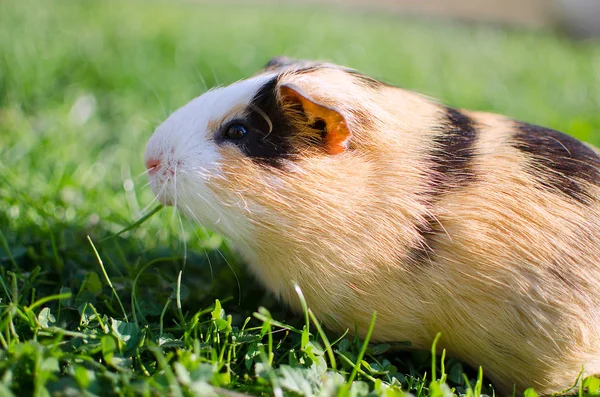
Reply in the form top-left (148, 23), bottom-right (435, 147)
top-left (144, 73), bottom-right (276, 239)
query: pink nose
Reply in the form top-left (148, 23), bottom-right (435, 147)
top-left (146, 158), bottom-right (161, 175)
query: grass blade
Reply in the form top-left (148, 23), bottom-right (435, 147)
top-left (87, 236), bottom-right (129, 322)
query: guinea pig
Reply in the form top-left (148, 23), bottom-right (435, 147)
top-left (144, 56), bottom-right (600, 395)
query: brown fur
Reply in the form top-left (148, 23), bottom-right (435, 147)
top-left (200, 62), bottom-right (600, 395)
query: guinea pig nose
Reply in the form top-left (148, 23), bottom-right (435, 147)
top-left (146, 157), bottom-right (161, 175)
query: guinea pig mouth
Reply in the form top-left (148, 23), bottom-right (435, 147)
top-left (148, 174), bottom-right (175, 207)
top-left (146, 155), bottom-right (184, 207)
top-left (153, 187), bottom-right (174, 206)
top-left (158, 194), bottom-right (174, 207)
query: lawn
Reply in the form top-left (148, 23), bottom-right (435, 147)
top-left (1, 1), bottom-right (600, 396)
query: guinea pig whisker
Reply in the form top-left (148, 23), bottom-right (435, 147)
top-left (215, 247), bottom-right (242, 306)
top-left (171, 164), bottom-right (179, 223)
top-left (193, 191), bottom-right (225, 221)
top-left (209, 65), bottom-right (221, 86)
top-left (193, 167), bottom-right (212, 180)
top-left (182, 185), bottom-right (231, 235)
top-left (193, 66), bottom-right (209, 91)
top-left (140, 178), bottom-right (171, 215)
top-left (183, 203), bottom-right (215, 283)
top-left (136, 168), bottom-right (153, 180)
top-left (179, 163), bottom-right (211, 181)
top-left (139, 197), bottom-right (159, 218)
top-left (140, 193), bottom-right (161, 215)
top-left (155, 203), bottom-right (167, 240)
top-left (176, 208), bottom-right (187, 270)
top-left (138, 76), bottom-right (169, 119)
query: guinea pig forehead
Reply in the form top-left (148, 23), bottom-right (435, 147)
top-left (206, 73), bottom-right (277, 129)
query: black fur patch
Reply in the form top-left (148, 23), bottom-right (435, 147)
top-left (296, 66), bottom-right (384, 90)
top-left (262, 57), bottom-right (322, 75)
top-left (428, 107), bottom-right (479, 196)
top-left (513, 122), bottom-right (600, 204)
top-left (548, 266), bottom-right (576, 289)
top-left (215, 77), bottom-right (295, 167)
top-left (410, 107), bottom-right (479, 267)
top-left (262, 57), bottom-right (322, 74)
top-left (263, 58), bottom-right (384, 90)
top-left (406, 215), bottom-right (439, 266)
top-left (262, 56), bottom-right (298, 71)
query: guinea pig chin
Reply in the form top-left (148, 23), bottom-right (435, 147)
top-left (144, 139), bottom-right (245, 239)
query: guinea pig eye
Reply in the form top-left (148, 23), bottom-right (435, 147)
top-left (224, 123), bottom-right (248, 140)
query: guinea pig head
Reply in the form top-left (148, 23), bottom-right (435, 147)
top-left (144, 63), bottom-right (373, 270)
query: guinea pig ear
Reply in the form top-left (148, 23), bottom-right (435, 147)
top-left (279, 84), bottom-right (351, 155)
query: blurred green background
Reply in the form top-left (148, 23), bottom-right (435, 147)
top-left (1, 1), bottom-right (600, 394)
top-left (2, 0), bottom-right (600, 229)
top-left (2, 0), bottom-right (600, 236)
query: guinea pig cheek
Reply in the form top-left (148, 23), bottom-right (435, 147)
top-left (177, 148), bottom-right (253, 246)
top-left (205, 146), bottom-right (266, 219)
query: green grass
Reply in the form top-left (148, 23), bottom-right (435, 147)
top-left (1, 1), bottom-right (600, 395)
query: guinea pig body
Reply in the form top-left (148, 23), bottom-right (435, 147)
top-left (145, 58), bottom-right (600, 394)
